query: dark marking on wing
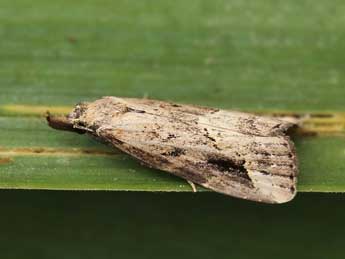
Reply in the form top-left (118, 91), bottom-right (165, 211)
top-left (164, 133), bottom-right (177, 141)
top-left (203, 128), bottom-right (216, 142)
top-left (207, 157), bottom-right (251, 181)
top-left (126, 107), bottom-right (146, 113)
top-left (161, 147), bottom-right (186, 157)
top-left (170, 103), bottom-right (182, 108)
top-left (258, 170), bottom-right (296, 178)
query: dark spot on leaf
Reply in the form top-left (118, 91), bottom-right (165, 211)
top-left (33, 148), bottom-right (44, 153)
top-left (67, 36), bottom-right (77, 43)
top-left (310, 113), bottom-right (334, 118)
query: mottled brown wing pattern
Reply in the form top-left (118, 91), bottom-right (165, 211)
top-left (65, 97), bottom-right (298, 204)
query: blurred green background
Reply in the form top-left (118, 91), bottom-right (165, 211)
top-left (1, 0), bottom-right (345, 258)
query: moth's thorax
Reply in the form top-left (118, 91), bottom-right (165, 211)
top-left (69, 97), bottom-right (129, 130)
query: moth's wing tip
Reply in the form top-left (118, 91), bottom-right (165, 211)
top-left (250, 189), bottom-right (297, 204)
top-left (270, 187), bottom-right (297, 204)
top-left (272, 120), bottom-right (299, 136)
top-left (273, 196), bottom-right (297, 204)
top-left (250, 191), bottom-right (296, 204)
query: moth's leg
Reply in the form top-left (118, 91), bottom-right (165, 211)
top-left (96, 126), bottom-right (114, 136)
top-left (187, 180), bottom-right (197, 193)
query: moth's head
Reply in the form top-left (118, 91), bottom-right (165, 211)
top-left (68, 102), bottom-right (89, 121)
top-left (46, 101), bottom-right (98, 134)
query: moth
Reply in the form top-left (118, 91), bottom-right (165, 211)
top-left (47, 96), bottom-right (298, 204)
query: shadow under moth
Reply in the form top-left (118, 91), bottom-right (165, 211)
top-left (47, 97), bottom-right (298, 204)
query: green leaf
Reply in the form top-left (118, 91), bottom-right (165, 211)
top-left (0, 0), bottom-right (344, 193)
top-left (1, 191), bottom-right (344, 259)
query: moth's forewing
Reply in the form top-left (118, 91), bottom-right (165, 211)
top-left (68, 97), bottom-right (298, 204)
